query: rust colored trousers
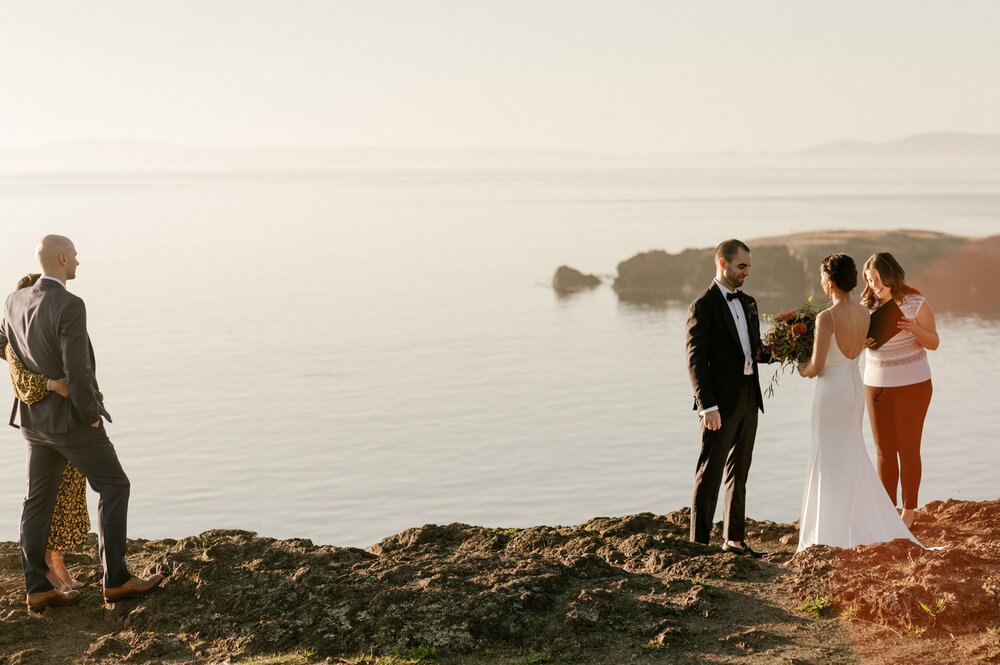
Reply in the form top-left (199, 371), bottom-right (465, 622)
top-left (864, 380), bottom-right (932, 510)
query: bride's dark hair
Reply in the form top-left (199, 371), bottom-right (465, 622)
top-left (821, 254), bottom-right (857, 292)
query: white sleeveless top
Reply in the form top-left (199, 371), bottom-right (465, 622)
top-left (863, 294), bottom-right (931, 387)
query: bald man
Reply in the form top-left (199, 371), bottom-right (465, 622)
top-left (1, 235), bottom-right (162, 611)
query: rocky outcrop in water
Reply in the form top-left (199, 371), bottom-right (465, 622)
top-left (552, 266), bottom-right (601, 293)
top-left (611, 243), bottom-right (805, 305)
top-left (614, 231), bottom-right (981, 309)
top-left (608, 230), bottom-right (995, 314)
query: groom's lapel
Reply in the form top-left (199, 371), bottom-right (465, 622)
top-left (711, 283), bottom-right (742, 349)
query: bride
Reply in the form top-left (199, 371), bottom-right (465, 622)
top-left (795, 254), bottom-right (919, 551)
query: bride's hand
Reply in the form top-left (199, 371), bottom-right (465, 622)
top-left (864, 337), bottom-right (876, 348)
top-left (797, 362), bottom-right (809, 377)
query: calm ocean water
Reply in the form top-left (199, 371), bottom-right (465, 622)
top-left (0, 168), bottom-right (997, 547)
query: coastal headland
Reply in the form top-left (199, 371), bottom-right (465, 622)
top-left (559, 230), bottom-right (999, 316)
top-left (2, 499), bottom-right (999, 665)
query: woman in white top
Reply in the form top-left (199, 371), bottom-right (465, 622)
top-left (861, 252), bottom-right (940, 528)
top-left (795, 254), bottom-right (918, 551)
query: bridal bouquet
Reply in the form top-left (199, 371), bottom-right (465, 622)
top-left (761, 297), bottom-right (824, 397)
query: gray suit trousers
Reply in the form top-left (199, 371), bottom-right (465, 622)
top-left (20, 423), bottom-right (131, 594)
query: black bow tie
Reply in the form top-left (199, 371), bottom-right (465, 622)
top-left (726, 291), bottom-right (742, 301)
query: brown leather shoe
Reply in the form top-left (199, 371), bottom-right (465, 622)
top-left (103, 574), bottom-right (164, 603)
top-left (26, 587), bottom-right (81, 612)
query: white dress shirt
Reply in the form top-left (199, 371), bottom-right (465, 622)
top-left (700, 280), bottom-right (755, 417)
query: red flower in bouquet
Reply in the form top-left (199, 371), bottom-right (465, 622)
top-left (774, 309), bottom-right (798, 323)
top-left (762, 297), bottom-right (826, 397)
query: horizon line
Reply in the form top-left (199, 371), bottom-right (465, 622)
top-left (2, 130), bottom-right (998, 157)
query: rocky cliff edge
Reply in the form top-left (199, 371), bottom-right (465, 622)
top-left (3, 499), bottom-right (1000, 664)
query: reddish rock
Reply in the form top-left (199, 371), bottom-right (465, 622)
top-left (914, 235), bottom-right (1000, 316)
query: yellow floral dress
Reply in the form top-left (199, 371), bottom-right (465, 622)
top-left (2, 344), bottom-right (90, 551)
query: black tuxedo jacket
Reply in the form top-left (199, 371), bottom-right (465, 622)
top-left (685, 282), bottom-right (765, 416)
top-left (1, 278), bottom-right (105, 432)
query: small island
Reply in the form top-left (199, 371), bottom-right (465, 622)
top-left (2, 499), bottom-right (998, 664)
top-left (552, 266), bottom-right (601, 294)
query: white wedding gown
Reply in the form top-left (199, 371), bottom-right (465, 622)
top-left (797, 323), bottom-right (920, 552)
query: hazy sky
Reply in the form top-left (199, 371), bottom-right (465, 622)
top-left (3, 0), bottom-right (1000, 153)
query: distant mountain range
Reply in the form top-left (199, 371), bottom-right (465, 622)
top-left (797, 132), bottom-right (1000, 162)
top-left (2, 132), bottom-right (1000, 171)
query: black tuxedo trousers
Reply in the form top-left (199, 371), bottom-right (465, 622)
top-left (690, 375), bottom-right (759, 544)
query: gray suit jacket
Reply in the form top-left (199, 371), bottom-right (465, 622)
top-left (1, 277), bottom-right (106, 433)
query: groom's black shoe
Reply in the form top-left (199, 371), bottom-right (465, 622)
top-left (722, 541), bottom-right (765, 558)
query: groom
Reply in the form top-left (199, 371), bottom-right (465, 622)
top-left (685, 239), bottom-right (766, 557)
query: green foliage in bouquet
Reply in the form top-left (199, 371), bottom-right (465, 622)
top-left (762, 297), bottom-right (827, 397)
